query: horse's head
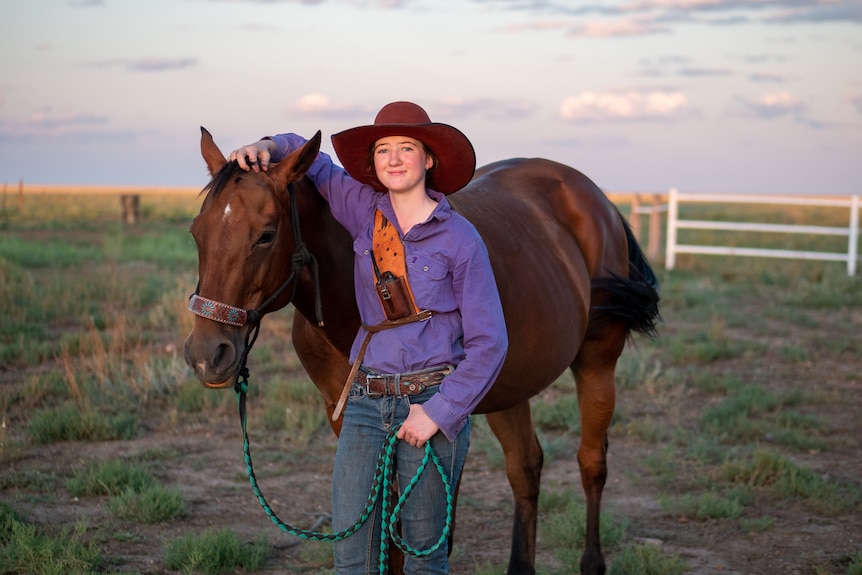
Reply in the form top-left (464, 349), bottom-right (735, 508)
top-left (184, 127), bottom-right (322, 388)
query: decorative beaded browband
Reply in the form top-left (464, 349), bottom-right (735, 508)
top-left (188, 294), bottom-right (249, 327)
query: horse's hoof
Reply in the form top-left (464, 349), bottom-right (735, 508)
top-left (580, 552), bottom-right (606, 575)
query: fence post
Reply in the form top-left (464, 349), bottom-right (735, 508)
top-left (120, 194), bottom-right (140, 224)
top-left (648, 193), bottom-right (662, 262)
top-left (664, 188), bottom-right (678, 270)
top-left (629, 194), bottom-right (642, 241)
top-left (849, 195), bottom-right (859, 276)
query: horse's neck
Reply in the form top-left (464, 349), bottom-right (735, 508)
top-left (289, 180), bottom-right (360, 354)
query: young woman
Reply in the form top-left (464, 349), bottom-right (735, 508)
top-left (229, 101), bottom-right (508, 574)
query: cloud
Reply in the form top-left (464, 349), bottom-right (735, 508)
top-left (432, 98), bottom-right (536, 120)
top-left (559, 90), bottom-right (688, 122)
top-left (739, 91), bottom-right (805, 117)
top-left (201, 0), bottom-right (325, 4)
top-left (83, 58), bottom-right (199, 72)
top-left (731, 91), bottom-right (818, 125)
top-left (748, 71), bottom-right (787, 83)
top-left (765, 2), bottom-right (862, 25)
top-left (851, 94), bottom-right (862, 115)
top-left (285, 94), bottom-right (537, 123)
top-left (545, 134), bottom-right (632, 150)
top-left (676, 66), bottom-right (733, 77)
top-left (567, 18), bottom-right (671, 37)
top-left (612, 0), bottom-right (862, 26)
top-left (499, 18), bottom-right (670, 38)
top-left (288, 93), bottom-right (367, 117)
top-left (486, 0), bottom-right (862, 41)
top-left (736, 53), bottom-right (789, 64)
top-left (127, 58), bottom-right (198, 72)
top-left (0, 107), bottom-right (109, 138)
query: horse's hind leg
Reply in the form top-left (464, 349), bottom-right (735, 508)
top-left (485, 401), bottom-right (543, 575)
top-left (572, 324), bottom-right (626, 575)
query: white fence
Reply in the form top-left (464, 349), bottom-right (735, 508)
top-left (664, 189), bottom-right (861, 276)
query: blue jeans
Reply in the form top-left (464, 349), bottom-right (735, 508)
top-left (332, 383), bottom-right (470, 575)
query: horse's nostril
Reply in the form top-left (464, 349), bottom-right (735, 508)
top-left (212, 342), bottom-right (235, 370)
top-left (184, 333), bottom-right (238, 381)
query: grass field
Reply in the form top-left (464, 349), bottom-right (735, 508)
top-left (0, 187), bottom-right (860, 575)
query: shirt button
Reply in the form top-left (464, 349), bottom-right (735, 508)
top-left (423, 266), bottom-right (429, 272)
top-left (364, 250), bottom-right (369, 255)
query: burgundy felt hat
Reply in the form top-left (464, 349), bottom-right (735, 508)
top-left (331, 101), bottom-right (476, 195)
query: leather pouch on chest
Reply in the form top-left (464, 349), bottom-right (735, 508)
top-left (375, 271), bottom-right (415, 321)
top-left (370, 211), bottom-right (419, 321)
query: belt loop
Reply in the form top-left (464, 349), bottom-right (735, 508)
top-left (393, 373), bottom-right (402, 397)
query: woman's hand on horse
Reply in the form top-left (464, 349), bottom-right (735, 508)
top-left (229, 139), bottom-right (275, 173)
top-left (397, 404), bottom-right (439, 448)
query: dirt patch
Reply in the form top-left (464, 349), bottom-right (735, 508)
top-left (2, 326), bottom-right (861, 575)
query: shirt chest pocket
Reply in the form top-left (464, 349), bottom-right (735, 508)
top-left (406, 254), bottom-right (450, 310)
top-left (352, 237), bottom-right (376, 289)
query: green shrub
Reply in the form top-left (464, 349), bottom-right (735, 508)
top-left (66, 460), bottom-right (154, 497)
top-left (108, 485), bottom-right (186, 523)
top-left (659, 488), bottom-right (751, 521)
top-left (0, 518), bottom-right (101, 574)
top-left (164, 527), bottom-right (270, 575)
top-left (720, 449), bottom-right (860, 513)
top-left (0, 502), bottom-right (24, 541)
top-left (27, 403), bottom-right (138, 443)
top-left (609, 543), bottom-right (687, 575)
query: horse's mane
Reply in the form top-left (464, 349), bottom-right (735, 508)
top-left (199, 160), bottom-right (243, 201)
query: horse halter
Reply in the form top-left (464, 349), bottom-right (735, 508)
top-left (188, 182), bottom-right (325, 385)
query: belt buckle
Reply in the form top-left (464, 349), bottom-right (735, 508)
top-left (364, 373), bottom-right (385, 398)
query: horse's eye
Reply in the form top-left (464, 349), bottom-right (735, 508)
top-left (256, 230), bottom-right (276, 246)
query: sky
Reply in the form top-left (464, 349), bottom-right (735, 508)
top-left (1, 0), bottom-right (861, 195)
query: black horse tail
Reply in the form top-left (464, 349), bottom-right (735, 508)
top-left (589, 208), bottom-right (661, 339)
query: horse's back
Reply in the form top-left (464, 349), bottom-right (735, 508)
top-left (449, 158), bottom-right (630, 411)
top-left (462, 158), bottom-right (628, 277)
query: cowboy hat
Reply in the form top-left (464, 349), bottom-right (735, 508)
top-left (331, 101), bottom-right (476, 195)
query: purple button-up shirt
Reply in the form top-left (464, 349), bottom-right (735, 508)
top-left (269, 133), bottom-right (508, 440)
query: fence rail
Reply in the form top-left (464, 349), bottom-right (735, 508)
top-left (663, 189), bottom-right (860, 276)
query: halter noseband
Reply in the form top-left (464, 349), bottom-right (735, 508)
top-left (188, 182), bottom-right (325, 330)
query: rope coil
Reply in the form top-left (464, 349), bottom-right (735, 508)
top-left (235, 375), bottom-right (454, 573)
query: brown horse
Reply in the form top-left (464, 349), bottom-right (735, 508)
top-left (184, 128), bottom-right (660, 575)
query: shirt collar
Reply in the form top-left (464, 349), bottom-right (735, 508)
top-left (375, 189), bottom-right (453, 230)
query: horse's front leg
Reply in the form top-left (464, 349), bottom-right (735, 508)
top-left (485, 401), bottom-right (543, 575)
top-left (291, 313), bottom-right (352, 435)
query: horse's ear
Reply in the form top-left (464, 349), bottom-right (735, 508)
top-left (269, 130), bottom-right (323, 190)
top-left (200, 127), bottom-right (227, 176)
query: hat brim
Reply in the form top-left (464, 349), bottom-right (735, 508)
top-left (331, 123), bottom-right (476, 195)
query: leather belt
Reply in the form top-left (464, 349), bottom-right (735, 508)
top-left (357, 365), bottom-right (453, 398)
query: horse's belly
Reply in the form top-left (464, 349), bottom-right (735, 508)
top-left (477, 240), bottom-right (590, 412)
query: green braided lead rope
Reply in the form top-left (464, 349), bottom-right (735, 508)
top-left (235, 377), bottom-right (454, 574)
top-left (378, 429), bottom-right (454, 567)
